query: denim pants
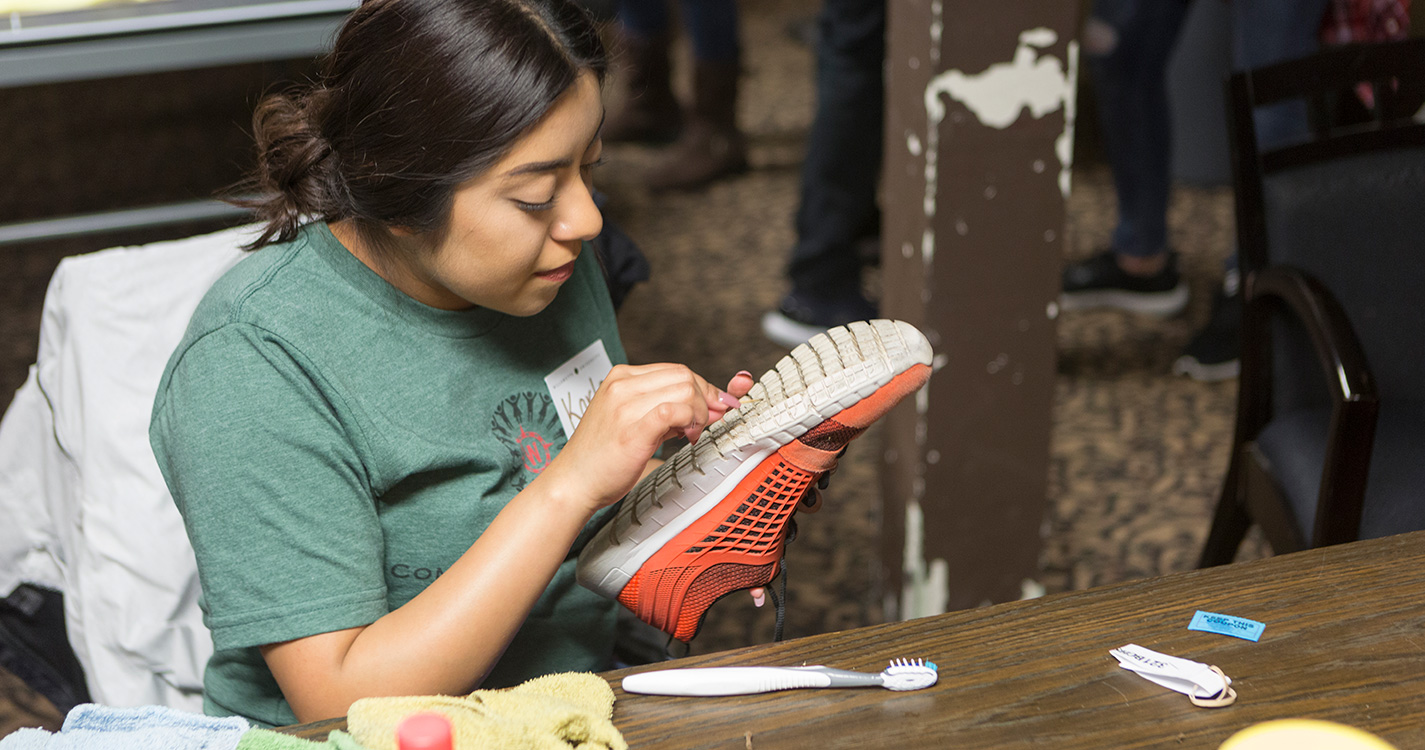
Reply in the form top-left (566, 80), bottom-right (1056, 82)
top-left (618, 0), bottom-right (740, 62)
top-left (1231, 0), bottom-right (1332, 151)
top-left (1090, 0), bottom-right (1330, 260)
top-left (1087, 0), bottom-right (1190, 259)
top-left (786, 0), bottom-right (885, 304)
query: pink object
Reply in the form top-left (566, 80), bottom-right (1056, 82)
top-left (397, 713), bottom-right (453, 750)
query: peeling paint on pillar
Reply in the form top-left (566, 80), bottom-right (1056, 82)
top-left (900, 21), bottom-right (1077, 621)
top-left (884, 0), bottom-right (1075, 619)
top-left (921, 28), bottom-right (1077, 224)
top-left (901, 499), bottom-right (950, 619)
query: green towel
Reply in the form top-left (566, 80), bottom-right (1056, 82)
top-left (236, 728), bottom-right (369, 750)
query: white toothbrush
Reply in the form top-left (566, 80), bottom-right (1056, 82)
top-left (621, 658), bottom-right (939, 696)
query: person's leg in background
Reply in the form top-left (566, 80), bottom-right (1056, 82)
top-left (1059, 0), bottom-right (1191, 317)
top-left (641, 0), bottom-right (748, 191)
top-left (1173, 0), bottom-right (1330, 381)
top-left (605, 0), bottom-right (684, 144)
top-left (761, 0), bottom-right (885, 347)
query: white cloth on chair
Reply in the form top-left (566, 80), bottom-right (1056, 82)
top-left (0, 225), bottom-right (256, 710)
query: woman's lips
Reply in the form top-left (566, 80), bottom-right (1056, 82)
top-left (536, 260), bottom-right (576, 282)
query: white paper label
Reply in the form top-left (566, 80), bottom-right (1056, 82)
top-left (1109, 644), bottom-right (1232, 699)
top-left (545, 339), bottom-right (614, 439)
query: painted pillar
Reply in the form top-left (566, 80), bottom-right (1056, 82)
top-left (880, 1), bottom-right (1078, 617)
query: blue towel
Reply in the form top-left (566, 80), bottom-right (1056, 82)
top-left (0, 704), bottom-right (249, 750)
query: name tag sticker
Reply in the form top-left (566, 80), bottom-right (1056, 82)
top-left (1188, 610), bottom-right (1265, 642)
top-left (545, 339), bottom-right (614, 439)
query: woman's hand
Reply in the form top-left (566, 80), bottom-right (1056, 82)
top-left (536, 363), bottom-right (746, 516)
top-left (262, 366), bottom-right (760, 721)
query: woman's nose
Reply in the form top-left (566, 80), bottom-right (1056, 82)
top-left (553, 180), bottom-right (603, 243)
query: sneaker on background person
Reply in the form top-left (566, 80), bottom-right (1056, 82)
top-left (761, 289), bottom-right (878, 349)
top-left (1059, 249), bottom-right (1189, 317)
top-left (1173, 268), bottom-right (1241, 382)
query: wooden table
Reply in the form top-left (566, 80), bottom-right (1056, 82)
top-left (285, 531), bottom-right (1425, 748)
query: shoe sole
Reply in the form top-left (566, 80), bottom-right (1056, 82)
top-left (760, 309), bottom-right (827, 348)
top-left (576, 320), bottom-right (933, 639)
top-left (1172, 355), bottom-right (1240, 382)
top-left (1058, 283), bottom-right (1189, 316)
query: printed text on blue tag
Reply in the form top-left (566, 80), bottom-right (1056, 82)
top-left (1188, 611), bottom-right (1265, 642)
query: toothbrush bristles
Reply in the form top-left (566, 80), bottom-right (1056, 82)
top-left (879, 657), bottom-right (940, 691)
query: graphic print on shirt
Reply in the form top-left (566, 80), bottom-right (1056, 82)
top-left (491, 391), bottom-right (567, 489)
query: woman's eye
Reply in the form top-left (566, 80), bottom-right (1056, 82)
top-left (515, 197), bottom-right (557, 212)
top-left (580, 157), bottom-right (606, 173)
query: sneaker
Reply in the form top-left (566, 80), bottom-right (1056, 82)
top-left (1060, 250), bottom-right (1189, 316)
top-left (576, 319), bottom-right (933, 642)
top-left (761, 291), bottom-right (878, 349)
top-left (1173, 269), bottom-right (1241, 382)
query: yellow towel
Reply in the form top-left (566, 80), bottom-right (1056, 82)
top-left (237, 728), bottom-right (372, 750)
top-left (346, 672), bottom-right (626, 750)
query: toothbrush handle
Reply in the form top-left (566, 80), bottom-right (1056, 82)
top-left (622, 667), bottom-right (835, 696)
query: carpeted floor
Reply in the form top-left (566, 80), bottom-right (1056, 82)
top-left (0, 0), bottom-right (1269, 731)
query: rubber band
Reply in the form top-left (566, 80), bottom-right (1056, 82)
top-left (1188, 666), bottom-right (1237, 708)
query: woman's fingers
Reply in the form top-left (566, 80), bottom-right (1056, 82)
top-left (601, 366), bottom-right (732, 446)
top-left (726, 370), bottom-right (755, 399)
top-left (545, 363), bottom-right (748, 512)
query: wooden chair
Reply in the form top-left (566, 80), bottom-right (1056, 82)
top-left (1198, 39), bottom-right (1425, 567)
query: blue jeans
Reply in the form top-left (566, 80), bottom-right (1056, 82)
top-left (786, 0), bottom-right (885, 305)
top-left (1232, 0), bottom-right (1331, 151)
top-left (1090, 0), bottom-right (1329, 260)
top-left (1086, 0), bottom-right (1190, 259)
top-left (618, 0), bottom-right (740, 63)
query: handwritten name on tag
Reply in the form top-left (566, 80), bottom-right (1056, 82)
top-left (545, 339), bottom-right (613, 439)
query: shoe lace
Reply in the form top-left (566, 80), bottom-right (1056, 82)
top-left (767, 526), bottom-right (794, 642)
top-left (607, 400), bottom-right (755, 545)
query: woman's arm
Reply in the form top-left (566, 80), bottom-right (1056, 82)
top-left (261, 363), bottom-right (747, 722)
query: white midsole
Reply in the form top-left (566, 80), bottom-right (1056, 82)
top-left (579, 444), bottom-right (777, 594)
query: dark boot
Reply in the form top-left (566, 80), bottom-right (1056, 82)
top-left (604, 32), bottom-right (682, 144)
top-left (643, 60), bottom-right (748, 191)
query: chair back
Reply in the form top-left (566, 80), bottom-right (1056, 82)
top-left (1227, 39), bottom-right (1425, 414)
top-left (0, 225), bottom-right (253, 710)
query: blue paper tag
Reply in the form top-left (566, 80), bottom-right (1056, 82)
top-left (1188, 610), bottom-right (1265, 642)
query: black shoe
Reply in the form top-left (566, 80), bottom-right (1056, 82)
top-left (1173, 270), bottom-right (1241, 382)
top-left (761, 290), bottom-right (878, 348)
top-left (1060, 250), bottom-right (1189, 316)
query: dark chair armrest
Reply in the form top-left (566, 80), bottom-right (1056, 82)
top-left (1246, 266), bottom-right (1377, 404)
top-left (1244, 265), bottom-right (1380, 547)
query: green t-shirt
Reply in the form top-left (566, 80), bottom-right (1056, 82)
top-left (150, 223), bottom-right (624, 728)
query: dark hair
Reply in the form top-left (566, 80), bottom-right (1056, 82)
top-left (233, 0), bottom-right (607, 252)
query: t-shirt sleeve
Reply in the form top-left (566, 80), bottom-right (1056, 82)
top-left (151, 324), bottom-right (388, 652)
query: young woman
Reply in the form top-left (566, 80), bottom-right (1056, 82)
top-left (149, 0), bottom-right (752, 727)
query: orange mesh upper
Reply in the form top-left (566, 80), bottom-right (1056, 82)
top-left (798, 417), bottom-right (864, 451)
top-left (616, 454), bottom-right (814, 640)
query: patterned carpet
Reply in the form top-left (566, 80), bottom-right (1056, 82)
top-left (0, 0), bottom-right (1269, 731)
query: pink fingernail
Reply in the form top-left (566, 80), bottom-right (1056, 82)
top-left (736, 370), bottom-right (753, 380)
top-left (719, 392), bottom-right (741, 409)
top-left (752, 590), bottom-right (766, 608)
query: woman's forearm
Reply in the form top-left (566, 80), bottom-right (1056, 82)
top-left (262, 473), bottom-right (596, 722)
